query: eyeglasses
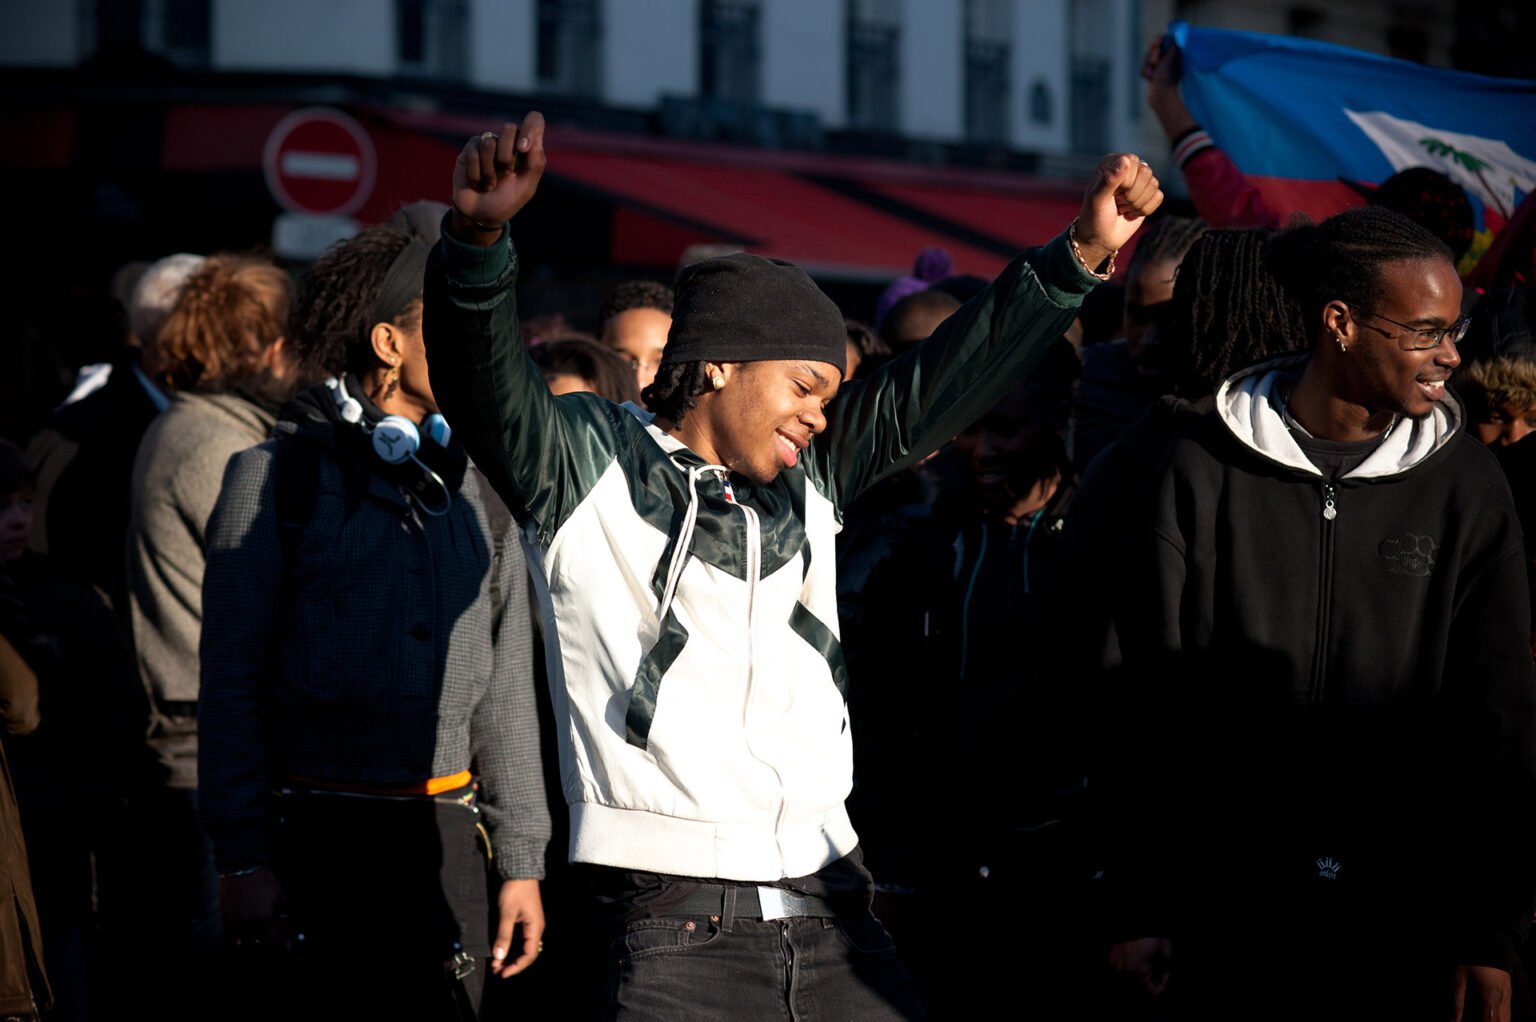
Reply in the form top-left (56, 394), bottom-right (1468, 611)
top-left (1351, 307), bottom-right (1471, 351)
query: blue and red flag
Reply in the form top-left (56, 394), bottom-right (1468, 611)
top-left (1170, 20), bottom-right (1536, 236)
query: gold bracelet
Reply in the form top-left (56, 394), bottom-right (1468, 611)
top-left (1068, 218), bottom-right (1116, 281)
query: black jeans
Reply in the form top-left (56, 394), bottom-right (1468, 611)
top-left (265, 786), bottom-right (492, 1021)
top-left (601, 888), bottom-right (927, 1021)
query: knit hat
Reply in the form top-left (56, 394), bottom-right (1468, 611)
top-left (661, 253), bottom-right (847, 375)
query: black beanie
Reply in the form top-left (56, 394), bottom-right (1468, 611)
top-left (661, 253), bottom-right (847, 375)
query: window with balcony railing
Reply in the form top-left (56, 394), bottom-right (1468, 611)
top-left (537, 0), bottom-right (602, 97)
top-left (699, 0), bottom-right (761, 107)
top-left (963, 0), bottom-right (1011, 144)
top-left (1070, 54), bottom-right (1109, 155)
top-left (846, 0), bottom-right (900, 133)
top-left (397, 0), bottom-right (469, 81)
top-left (81, 0), bottom-right (211, 67)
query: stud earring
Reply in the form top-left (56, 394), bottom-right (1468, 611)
top-left (1334, 335), bottom-right (1348, 354)
top-left (712, 375), bottom-right (725, 390)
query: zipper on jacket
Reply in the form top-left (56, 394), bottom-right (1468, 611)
top-left (1309, 483), bottom-right (1337, 705)
top-left (735, 499), bottom-right (790, 876)
top-left (958, 527), bottom-right (988, 679)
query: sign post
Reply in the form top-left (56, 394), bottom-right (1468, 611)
top-left (263, 107), bottom-right (377, 258)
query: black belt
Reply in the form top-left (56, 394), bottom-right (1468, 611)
top-left (670, 884), bottom-right (838, 921)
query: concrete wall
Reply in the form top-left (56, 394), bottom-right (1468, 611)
top-left (214, 0), bottom-right (394, 74)
top-left (900, 0), bottom-right (963, 142)
top-left (0, 0), bottom-right (1236, 165)
top-left (0, 6), bottom-right (78, 66)
top-left (763, 0), bottom-right (843, 123)
top-left (1011, 0), bottom-right (1071, 153)
top-left (469, 0), bottom-right (535, 92)
top-left (1171, 0), bottom-right (1457, 67)
top-left (604, 0), bottom-right (697, 108)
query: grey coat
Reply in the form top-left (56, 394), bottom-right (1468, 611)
top-left (128, 390), bottom-right (276, 789)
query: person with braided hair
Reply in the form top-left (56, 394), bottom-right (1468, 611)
top-left (1068, 226), bottom-right (1308, 681)
top-left (1071, 214), bottom-right (1208, 471)
top-left (199, 223), bottom-right (551, 1019)
top-left (1107, 206), bottom-right (1536, 1020)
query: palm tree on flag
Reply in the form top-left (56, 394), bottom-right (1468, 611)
top-left (1420, 137), bottom-right (1512, 218)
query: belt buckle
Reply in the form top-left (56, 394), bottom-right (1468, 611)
top-left (756, 886), bottom-right (789, 920)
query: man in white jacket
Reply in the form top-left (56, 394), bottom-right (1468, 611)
top-left (424, 113), bottom-right (1161, 1020)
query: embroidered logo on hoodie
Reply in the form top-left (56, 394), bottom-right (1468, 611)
top-left (1316, 856), bottom-right (1342, 880)
top-left (1379, 534), bottom-right (1437, 577)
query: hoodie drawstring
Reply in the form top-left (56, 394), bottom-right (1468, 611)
top-left (657, 463), bottom-right (729, 626)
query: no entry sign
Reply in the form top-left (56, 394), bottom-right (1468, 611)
top-left (262, 107), bottom-right (377, 216)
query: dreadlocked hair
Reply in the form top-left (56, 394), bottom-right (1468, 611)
top-left (1125, 214), bottom-right (1209, 282)
top-left (601, 279), bottom-right (675, 323)
top-left (154, 254), bottom-right (291, 394)
top-left (642, 361), bottom-right (713, 425)
top-left (289, 226), bottom-right (418, 381)
top-left (1166, 228), bottom-right (1309, 393)
top-left (1265, 207), bottom-right (1453, 343)
top-left (1455, 357), bottom-right (1536, 422)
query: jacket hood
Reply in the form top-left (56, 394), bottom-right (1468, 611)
top-left (1215, 353), bottom-right (1463, 480)
top-left (278, 379), bottom-right (349, 445)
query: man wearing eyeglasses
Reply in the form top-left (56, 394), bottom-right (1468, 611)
top-left (1109, 207), bottom-right (1536, 1022)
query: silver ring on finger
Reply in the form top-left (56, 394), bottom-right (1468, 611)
top-left (480, 131), bottom-right (497, 141)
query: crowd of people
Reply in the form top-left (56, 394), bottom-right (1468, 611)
top-left (2, 36), bottom-right (1534, 1022)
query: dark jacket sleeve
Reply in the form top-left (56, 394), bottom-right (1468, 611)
top-left (806, 231), bottom-right (1098, 510)
top-left (1441, 475), bottom-right (1536, 973)
top-left (198, 446), bottom-right (283, 871)
top-left (422, 223), bottom-right (623, 545)
top-left (471, 508), bottom-right (551, 881)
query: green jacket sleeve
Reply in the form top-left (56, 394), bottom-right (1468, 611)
top-left (804, 231), bottom-right (1099, 510)
top-left (423, 222), bottom-right (626, 545)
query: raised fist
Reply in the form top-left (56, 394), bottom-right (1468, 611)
top-left (449, 112), bottom-right (547, 240)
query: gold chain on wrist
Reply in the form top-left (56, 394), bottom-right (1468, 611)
top-left (1069, 217), bottom-right (1117, 281)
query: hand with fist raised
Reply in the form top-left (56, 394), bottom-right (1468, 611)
top-left (449, 112), bottom-right (547, 245)
top-left (1071, 153), bottom-right (1164, 277)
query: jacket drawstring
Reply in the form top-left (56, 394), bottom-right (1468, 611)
top-left (657, 462), bottom-right (728, 626)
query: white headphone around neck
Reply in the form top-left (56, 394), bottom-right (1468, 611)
top-left (330, 377), bottom-right (452, 464)
top-left (327, 377), bottom-right (453, 515)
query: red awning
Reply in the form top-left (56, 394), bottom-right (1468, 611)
top-left (66, 100), bottom-right (1096, 279)
top-left (379, 111), bottom-right (1088, 279)
top-left (857, 180), bottom-right (1084, 253)
top-left (546, 148), bottom-right (1014, 279)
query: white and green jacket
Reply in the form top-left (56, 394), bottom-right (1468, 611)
top-left (423, 224), bottom-right (1098, 882)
